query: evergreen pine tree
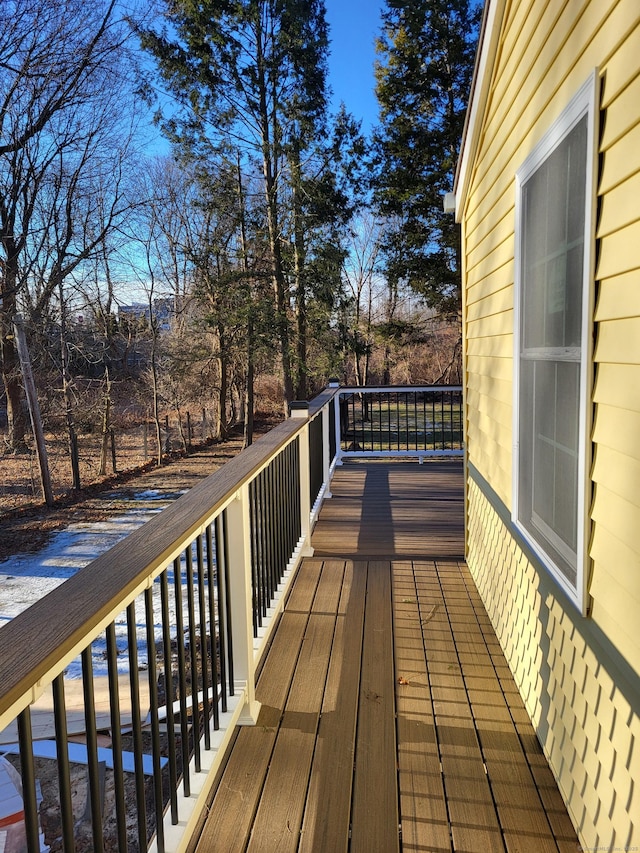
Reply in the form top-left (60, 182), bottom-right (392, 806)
top-left (372, 0), bottom-right (481, 317)
top-left (136, 0), bottom-right (333, 405)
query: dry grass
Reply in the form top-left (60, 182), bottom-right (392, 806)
top-left (0, 428), bottom-right (152, 513)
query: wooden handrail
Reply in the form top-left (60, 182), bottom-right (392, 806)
top-left (0, 417), bottom-right (304, 726)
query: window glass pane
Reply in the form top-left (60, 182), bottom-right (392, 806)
top-left (517, 111), bottom-right (588, 592)
top-left (521, 115), bottom-right (587, 351)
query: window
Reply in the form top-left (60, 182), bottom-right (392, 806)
top-left (513, 74), bottom-right (597, 613)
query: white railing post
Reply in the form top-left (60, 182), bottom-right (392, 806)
top-left (290, 402), bottom-right (314, 557)
top-left (333, 387), bottom-right (344, 466)
top-left (325, 380), bottom-right (340, 490)
top-left (224, 484), bottom-right (261, 725)
top-left (322, 404), bottom-right (333, 498)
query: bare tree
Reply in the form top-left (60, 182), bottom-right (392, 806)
top-left (0, 0), bottom-right (142, 450)
top-left (342, 213), bottom-right (384, 386)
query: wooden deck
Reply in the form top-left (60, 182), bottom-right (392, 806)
top-left (192, 461), bottom-right (580, 853)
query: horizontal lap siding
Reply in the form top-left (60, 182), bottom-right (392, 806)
top-left (462, 0), bottom-right (640, 848)
top-left (592, 11), bottom-right (640, 672)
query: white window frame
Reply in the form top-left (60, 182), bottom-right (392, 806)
top-left (512, 72), bottom-right (598, 615)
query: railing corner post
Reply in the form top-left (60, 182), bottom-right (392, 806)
top-left (334, 390), bottom-right (344, 466)
top-left (322, 403), bottom-right (333, 499)
top-left (290, 402), bottom-right (314, 557)
top-left (226, 483), bottom-right (261, 725)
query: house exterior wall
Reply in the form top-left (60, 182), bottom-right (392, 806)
top-left (459, 0), bottom-right (640, 847)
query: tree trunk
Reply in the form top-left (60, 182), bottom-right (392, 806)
top-left (99, 370), bottom-right (112, 476)
top-left (255, 20), bottom-right (293, 410)
top-left (291, 145), bottom-right (307, 400)
top-left (13, 315), bottom-right (54, 506)
top-left (236, 154), bottom-right (254, 448)
top-left (176, 404), bottom-right (187, 452)
top-left (1, 255), bottom-right (29, 450)
top-left (244, 312), bottom-right (255, 448)
top-left (59, 282), bottom-right (81, 489)
top-left (215, 320), bottom-right (228, 441)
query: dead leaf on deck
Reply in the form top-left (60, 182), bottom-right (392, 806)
top-left (397, 676), bottom-right (411, 685)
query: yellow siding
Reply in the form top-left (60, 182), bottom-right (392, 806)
top-left (599, 119), bottom-right (640, 194)
top-left (597, 172), bottom-right (640, 241)
top-left (600, 18), bottom-right (640, 106)
top-left (461, 0), bottom-right (640, 848)
top-left (465, 332), bottom-right (512, 359)
top-left (467, 0), bottom-right (637, 230)
top-left (466, 352), bottom-right (513, 383)
top-left (465, 370), bottom-right (512, 410)
top-left (599, 71), bottom-right (640, 150)
top-left (591, 482), bottom-right (640, 561)
top-left (595, 271), bottom-right (640, 320)
top-left (463, 185), bottom-right (513, 252)
top-left (595, 316), bottom-right (640, 364)
top-left (465, 229), bottom-right (514, 280)
top-left (596, 220), bottom-right (640, 280)
top-left (466, 308), bottom-right (513, 339)
top-left (466, 259), bottom-right (514, 302)
top-left (593, 362), bottom-right (640, 410)
top-left (592, 404), bottom-right (640, 463)
top-left (465, 285), bottom-right (512, 324)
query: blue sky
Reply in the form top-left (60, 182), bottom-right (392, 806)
top-left (324, 0), bottom-right (383, 133)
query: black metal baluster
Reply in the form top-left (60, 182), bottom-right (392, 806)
top-left (173, 554), bottom-right (191, 796)
top-left (249, 479), bottom-right (260, 635)
top-left (196, 534), bottom-right (211, 749)
top-left (422, 392), bottom-right (427, 450)
top-left (281, 450), bottom-right (288, 585)
top-left (293, 439), bottom-right (301, 555)
top-left (252, 474), bottom-right (261, 627)
top-left (267, 459), bottom-right (277, 598)
top-left (432, 391), bottom-right (437, 452)
top-left (185, 542), bottom-right (201, 773)
top-left (145, 588), bottom-right (165, 852)
top-left (349, 392), bottom-right (356, 449)
top-left (206, 523), bottom-right (220, 731)
top-left (365, 393), bottom-right (370, 450)
top-left (127, 601), bottom-right (148, 849)
top-left (451, 389), bottom-right (456, 448)
top-left (222, 510), bottom-right (235, 697)
top-left (442, 391), bottom-right (446, 450)
top-left (263, 466), bottom-right (272, 616)
top-left (215, 515), bottom-right (229, 709)
top-left (329, 397), bottom-right (336, 462)
top-left (52, 674), bottom-right (75, 850)
top-left (282, 445), bottom-right (290, 567)
top-left (160, 569), bottom-right (179, 823)
top-left (265, 465), bottom-right (274, 610)
top-left (290, 442), bottom-right (297, 561)
top-left (106, 622), bottom-right (128, 847)
top-left (17, 709), bottom-right (40, 852)
top-left (81, 647), bottom-right (105, 853)
top-left (289, 442), bottom-right (296, 566)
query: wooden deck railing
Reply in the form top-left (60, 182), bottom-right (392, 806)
top-left (335, 385), bottom-right (464, 462)
top-left (0, 384), bottom-right (462, 852)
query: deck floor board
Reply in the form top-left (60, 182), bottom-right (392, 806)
top-left (194, 462), bottom-right (581, 853)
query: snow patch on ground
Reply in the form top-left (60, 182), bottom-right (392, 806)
top-left (0, 489), bottom-right (201, 681)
